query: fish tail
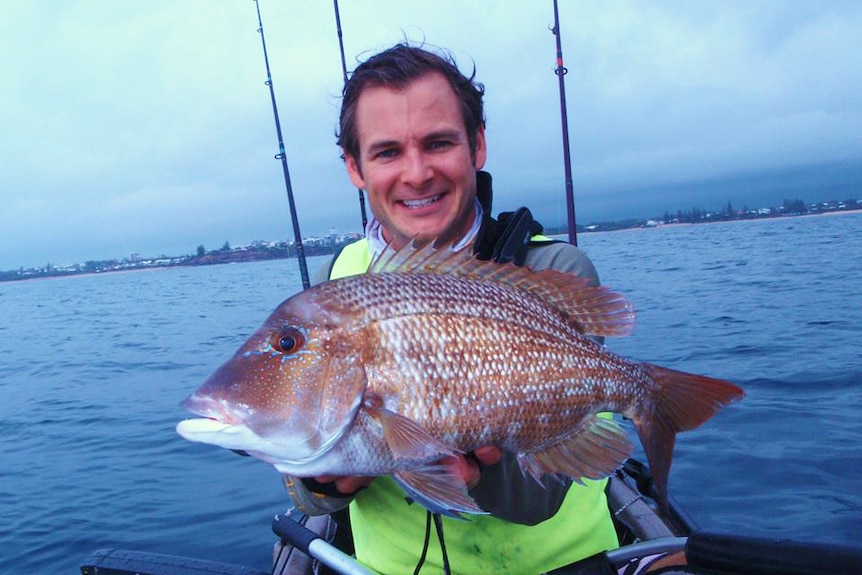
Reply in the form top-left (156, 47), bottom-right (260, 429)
top-left (633, 364), bottom-right (745, 511)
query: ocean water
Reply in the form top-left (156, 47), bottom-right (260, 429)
top-left (1, 212), bottom-right (860, 573)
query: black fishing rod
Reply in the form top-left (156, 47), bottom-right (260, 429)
top-left (333, 0), bottom-right (369, 230)
top-left (253, 0), bottom-right (311, 289)
top-left (551, 0), bottom-right (578, 246)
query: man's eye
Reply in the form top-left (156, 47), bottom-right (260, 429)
top-left (429, 140), bottom-right (452, 151)
top-left (375, 148), bottom-right (398, 159)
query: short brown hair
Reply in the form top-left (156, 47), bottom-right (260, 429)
top-left (337, 43), bottom-right (486, 163)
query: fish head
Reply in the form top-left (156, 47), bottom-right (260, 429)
top-left (177, 287), bottom-right (369, 467)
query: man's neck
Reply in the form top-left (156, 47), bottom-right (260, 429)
top-left (366, 199), bottom-right (484, 259)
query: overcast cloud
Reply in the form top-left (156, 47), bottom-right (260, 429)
top-left (2, 1), bottom-right (861, 269)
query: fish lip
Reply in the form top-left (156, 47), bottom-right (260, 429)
top-left (180, 394), bottom-right (244, 425)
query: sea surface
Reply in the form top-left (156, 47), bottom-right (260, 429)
top-left (1, 212), bottom-right (860, 573)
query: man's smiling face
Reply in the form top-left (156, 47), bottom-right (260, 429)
top-left (344, 72), bottom-right (487, 249)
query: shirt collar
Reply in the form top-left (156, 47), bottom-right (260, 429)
top-left (364, 198), bottom-right (484, 261)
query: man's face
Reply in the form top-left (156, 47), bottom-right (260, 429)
top-left (344, 72), bottom-right (486, 249)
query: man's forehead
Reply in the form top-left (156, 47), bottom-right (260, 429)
top-left (354, 73), bottom-right (464, 143)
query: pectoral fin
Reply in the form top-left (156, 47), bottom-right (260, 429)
top-left (518, 415), bottom-right (633, 484)
top-left (363, 402), bottom-right (482, 517)
top-left (364, 401), bottom-right (457, 462)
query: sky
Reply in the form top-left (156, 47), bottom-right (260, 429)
top-left (2, 1), bottom-right (861, 270)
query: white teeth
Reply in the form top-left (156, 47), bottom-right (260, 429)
top-left (402, 195), bottom-right (441, 208)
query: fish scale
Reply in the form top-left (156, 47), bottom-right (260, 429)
top-left (329, 270), bottom-right (571, 336)
top-left (177, 242), bottom-right (744, 516)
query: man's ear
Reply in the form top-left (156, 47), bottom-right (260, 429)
top-left (345, 153), bottom-right (365, 189)
top-left (473, 126), bottom-right (487, 170)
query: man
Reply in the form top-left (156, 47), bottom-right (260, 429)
top-left (286, 43), bottom-right (618, 575)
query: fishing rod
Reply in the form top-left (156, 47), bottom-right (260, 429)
top-left (252, 0), bottom-right (311, 289)
top-left (550, 0), bottom-right (578, 246)
top-left (332, 0), bottom-right (369, 230)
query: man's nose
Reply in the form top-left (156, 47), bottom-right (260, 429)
top-left (400, 148), bottom-right (433, 188)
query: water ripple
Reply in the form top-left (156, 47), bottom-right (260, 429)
top-left (2, 222), bottom-right (861, 571)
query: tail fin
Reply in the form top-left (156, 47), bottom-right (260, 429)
top-left (633, 365), bottom-right (744, 511)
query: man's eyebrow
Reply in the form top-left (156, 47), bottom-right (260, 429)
top-left (423, 129), bottom-right (463, 142)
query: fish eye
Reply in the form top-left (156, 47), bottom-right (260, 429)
top-left (273, 328), bottom-right (305, 354)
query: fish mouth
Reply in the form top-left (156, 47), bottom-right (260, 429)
top-left (180, 393), bottom-right (245, 425)
top-left (176, 393), bottom-right (346, 468)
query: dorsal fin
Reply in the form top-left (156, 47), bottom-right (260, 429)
top-left (369, 241), bottom-right (635, 338)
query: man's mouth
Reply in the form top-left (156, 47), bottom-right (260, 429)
top-left (400, 194), bottom-right (443, 209)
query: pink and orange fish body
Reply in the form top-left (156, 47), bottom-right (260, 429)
top-left (177, 242), bottom-right (743, 516)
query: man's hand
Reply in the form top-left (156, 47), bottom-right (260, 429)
top-left (459, 445), bottom-right (503, 488)
top-left (314, 445), bottom-right (505, 495)
top-left (313, 474), bottom-right (374, 496)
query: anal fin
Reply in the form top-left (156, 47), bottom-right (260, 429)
top-left (518, 415), bottom-right (633, 484)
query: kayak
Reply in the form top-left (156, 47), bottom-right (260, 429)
top-left (80, 457), bottom-right (862, 575)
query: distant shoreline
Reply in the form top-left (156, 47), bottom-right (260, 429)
top-left (581, 207), bottom-right (862, 235)
top-left (6, 264), bottom-right (175, 283)
top-left (4, 207), bottom-right (860, 284)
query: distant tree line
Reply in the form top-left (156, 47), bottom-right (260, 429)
top-left (658, 197), bottom-right (856, 224)
top-left (552, 197), bottom-right (860, 234)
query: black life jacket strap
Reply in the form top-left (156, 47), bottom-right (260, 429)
top-left (473, 171), bottom-right (554, 266)
top-left (491, 207), bottom-right (543, 265)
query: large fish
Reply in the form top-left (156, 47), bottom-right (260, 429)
top-left (177, 242), bottom-right (743, 516)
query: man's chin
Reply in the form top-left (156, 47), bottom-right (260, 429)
top-left (386, 208), bottom-right (472, 247)
top-left (387, 230), bottom-right (438, 250)
top-left (386, 218), bottom-right (446, 244)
